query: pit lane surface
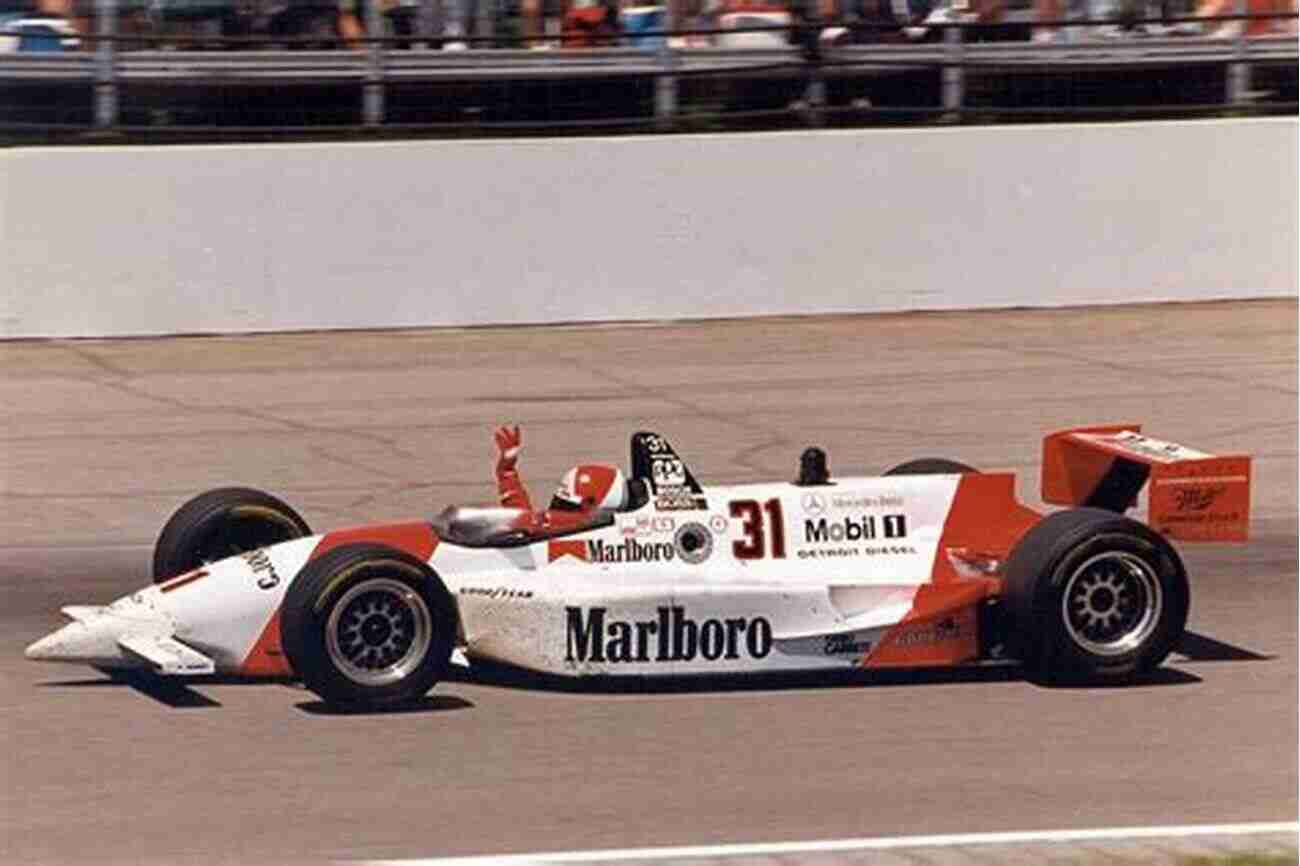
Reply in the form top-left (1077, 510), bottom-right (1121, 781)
top-left (1, 300), bottom-right (1295, 864)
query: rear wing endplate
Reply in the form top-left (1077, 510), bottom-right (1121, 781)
top-left (1042, 424), bottom-right (1251, 542)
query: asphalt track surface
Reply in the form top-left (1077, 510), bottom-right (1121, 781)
top-left (1, 300), bottom-right (1296, 865)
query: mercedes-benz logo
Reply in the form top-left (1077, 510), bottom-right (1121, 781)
top-left (801, 493), bottom-right (826, 515)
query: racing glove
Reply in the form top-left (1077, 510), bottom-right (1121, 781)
top-left (494, 424), bottom-right (533, 511)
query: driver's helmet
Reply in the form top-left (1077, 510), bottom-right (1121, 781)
top-left (550, 463), bottom-right (628, 513)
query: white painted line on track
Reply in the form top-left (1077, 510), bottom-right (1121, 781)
top-left (362, 822), bottom-right (1299, 865)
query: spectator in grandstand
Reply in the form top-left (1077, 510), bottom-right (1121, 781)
top-left (267, 1), bottom-right (339, 47)
top-left (1193, 0), bottom-right (1295, 35)
top-left (335, 0), bottom-right (418, 48)
top-left (521, 0), bottom-right (542, 44)
top-left (439, 0), bottom-right (544, 50)
top-left (561, 0), bottom-right (619, 44)
top-left (337, 0), bottom-right (367, 46)
top-left (1032, 0), bottom-right (1121, 42)
top-left (32, 0), bottom-right (85, 37)
top-left (892, 0), bottom-right (1017, 44)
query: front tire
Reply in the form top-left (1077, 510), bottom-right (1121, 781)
top-left (153, 487), bottom-right (312, 582)
top-left (281, 543), bottom-right (456, 708)
top-left (1003, 507), bottom-right (1189, 683)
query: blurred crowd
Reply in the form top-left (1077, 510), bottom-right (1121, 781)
top-left (2, 0), bottom-right (1294, 52)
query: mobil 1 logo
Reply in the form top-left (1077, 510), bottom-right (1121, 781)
top-left (804, 513), bottom-right (907, 544)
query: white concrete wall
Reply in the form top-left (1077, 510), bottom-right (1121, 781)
top-left (2, 118), bottom-right (1295, 339)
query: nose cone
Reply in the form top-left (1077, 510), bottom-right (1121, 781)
top-left (25, 618), bottom-right (132, 667)
top-left (27, 590), bottom-right (178, 668)
top-left (27, 620), bottom-right (102, 662)
top-left (24, 629), bottom-right (67, 661)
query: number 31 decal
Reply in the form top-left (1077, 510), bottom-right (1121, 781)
top-left (729, 499), bottom-right (786, 560)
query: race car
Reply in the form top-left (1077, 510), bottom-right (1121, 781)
top-left (24, 425), bottom-right (1251, 708)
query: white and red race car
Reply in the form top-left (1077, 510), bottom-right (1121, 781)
top-left (25, 425), bottom-right (1251, 708)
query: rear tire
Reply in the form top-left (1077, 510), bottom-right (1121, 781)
top-left (281, 543), bottom-right (456, 708)
top-left (1003, 507), bottom-right (1189, 683)
top-left (884, 458), bottom-right (978, 475)
top-left (153, 487), bottom-right (311, 582)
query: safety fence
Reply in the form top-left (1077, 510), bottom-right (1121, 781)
top-left (0, 3), bottom-right (1295, 133)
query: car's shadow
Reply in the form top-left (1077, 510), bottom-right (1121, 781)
top-left (294, 694), bottom-right (474, 716)
top-left (38, 671), bottom-right (477, 715)
top-left (1175, 630), bottom-right (1274, 663)
top-left (36, 669), bottom-right (234, 709)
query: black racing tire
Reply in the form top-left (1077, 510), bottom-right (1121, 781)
top-left (1003, 507), bottom-right (1189, 683)
top-left (153, 487), bottom-right (312, 583)
top-left (884, 458), bottom-right (978, 475)
top-left (280, 543), bottom-right (456, 708)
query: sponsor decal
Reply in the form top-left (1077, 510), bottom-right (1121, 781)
top-left (618, 515), bottom-right (675, 538)
top-left (823, 633), bottom-right (873, 656)
top-left (642, 436), bottom-right (705, 510)
top-left (829, 493), bottom-right (904, 510)
top-left (1112, 431), bottom-right (1207, 463)
top-left (651, 456), bottom-right (687, 487)
top-left (588, 537), bottom-right (676, 564)
top-left (655, 492), bottom-right (708, 511)
top-left (642, 434), bottom-right (670, 454)
top-left (565, 606), bottom-right (773, 663)
top-left (1158, 509), bottom-right (1244, 527)
top-left (548, 539), bottom-right (589, 563)
top-left (804, 513), bottom-right (908, 544)
top-left (459, 586), bottom-right (534, 600)
top-left (1174, 484), bottom-right (1226, 512)
top-left (801, 493), bottom-right (827, 515)
top-left (241, 549), bottom-right (280, 590)
top-left (803, 492), bottom-right (906, 513)
top-left (893, 616), bottom-right (962, 648)
top-left (797, 544), bottom-right (917, 560)
top-left (674, 522), bottom-right (713, 564)
top-left (709, 514), bottom-right (729, 534)
top-left (1151, 472), bottom-right (1248, 536)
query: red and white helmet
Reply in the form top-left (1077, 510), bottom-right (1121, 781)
top-left (550, 463), bottom-right (628, 513)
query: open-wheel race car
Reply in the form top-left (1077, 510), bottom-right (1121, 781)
top-left (25, 425), bottom-right (1251, 708)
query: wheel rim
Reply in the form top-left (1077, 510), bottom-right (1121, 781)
top-left (325, 577), bottom-right (433, 687)
top-left (1061, 551), bottom-right (1163, 657)
top-left (195, 507), bottom-right (304, 565)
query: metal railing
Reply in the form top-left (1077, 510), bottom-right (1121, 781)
top-left (1, 0), bottom-right (1295, 132)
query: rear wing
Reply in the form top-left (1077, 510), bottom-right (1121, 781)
top-left (1042, 424), bottom-right (1251, 542)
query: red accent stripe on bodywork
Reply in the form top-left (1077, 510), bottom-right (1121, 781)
top-left (238, 522), bottom-right (440, 676)
top-left (309, 521), bottom-right (439, 562)
top-left (930, 473), bottom-right (1042, 585)
top-left (863, 581), bottom-right (986, 668)
top-left (159, 569), bottom-right (208, 594)
top-left (240, 609), bottom-right (291, 676)
top-left (864, 472), bottom-right (1042, 669)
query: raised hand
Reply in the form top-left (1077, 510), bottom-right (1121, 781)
top-left (495, 424), bottom-right (522, 470)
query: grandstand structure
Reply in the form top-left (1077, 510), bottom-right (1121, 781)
top-left (0, 0), bottom-right (1295, 133)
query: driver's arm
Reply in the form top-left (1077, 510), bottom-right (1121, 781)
top-left (494, 425), bottom-right (534, 512)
